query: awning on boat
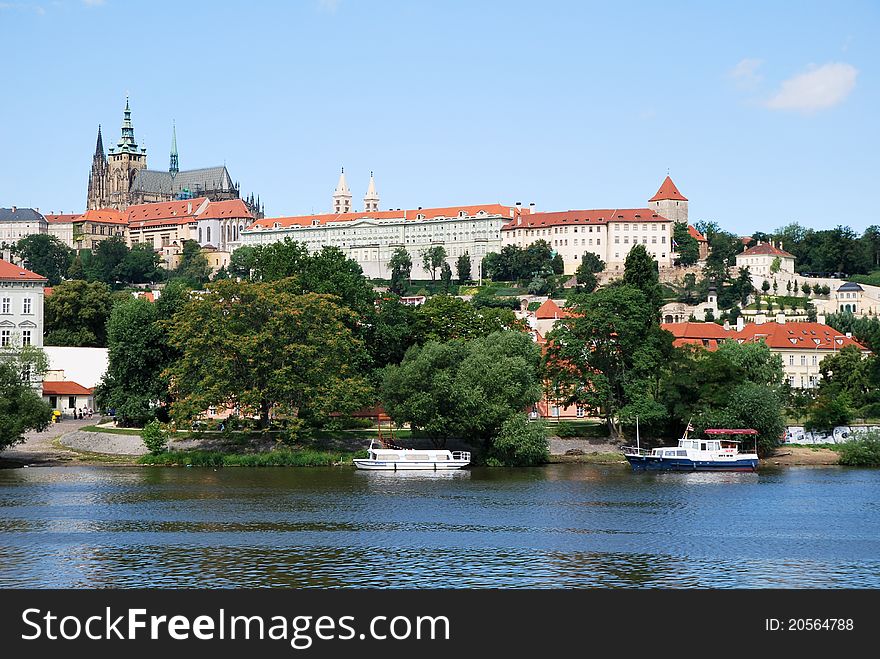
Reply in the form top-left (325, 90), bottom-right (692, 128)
top-left (704, 429), bottom-right (758, 435)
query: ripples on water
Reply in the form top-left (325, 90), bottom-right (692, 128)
top-left (0, 464), bottom-right (879, 588)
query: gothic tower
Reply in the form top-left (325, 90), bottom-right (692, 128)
top-left (332, 168), bottom-right (352, 214)
top-left (107, 97), bottom-right (147, 211)
top-left (648, 175), bottom-right (688, 224)
top-left (86, 125), bottom-right (110, 210)
top-left (169, 121), bottom-right (179, 175)
top-left (363, 171), bottom-right (380, 212)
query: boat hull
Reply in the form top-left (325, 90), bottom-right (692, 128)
top-left (625, 455), bottom-right (758, 472)
top-left (353, 459), bottom-right (470, 471)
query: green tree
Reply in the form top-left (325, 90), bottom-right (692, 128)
top-left (672, 222), bottom-right (700, 266)
top-left (0, 360), bottom-right (53, 451)
top-left (381, 331), bottom-right (542, 450)
top-left (174, 240), bottom-right (211, 286)
top-left (770, 256), bottom-right (782, 274)
top-left (86, 236), bottom-right (129, 285)
top-left (141, 420), bottom-right (169, 455)
top-left (802, 282), bottom-right (812, 297)
top-left (440, 261), bottom-right (453, 292)
top-left (228, 245), bottom-right (258, 279)
top-left (389, 247), bottom-right (413, 295)
top-left (115, 243), bottom-right (163, 284)
top-left (761, 280), bottom-right (770, 294)
top-left (487, 415), bottom-right (548, 466)
top-left (420, 245), bottom-right (447, 282)
top-left (164, 279), bottom-right (371, 430)
top-left (44, 280), bottom-right (115, 347)
top-left (13, 234), bottom-right (72, 286)
top-left (455, 252), bottom-right (471, 284)
top-left (545, 285), bottom-right (672, 437)
top-left (368, 298), bottom-right (420, 370)
top-left (95, 298), bottom-right (168, 426)
top-left (623, 244), bottom-right (663, 316)
top-left (575, 252), bottom-right (605, 293)
top-left (416, 295), bottom-right (524, 342)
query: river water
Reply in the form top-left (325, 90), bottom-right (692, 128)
top-left (1, 464), bottom-right (878, 588)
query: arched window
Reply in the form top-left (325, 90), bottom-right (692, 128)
top-left (206, 227), bottom-right (211, 243)
top-left (198, 228), bottom-right (203, 242)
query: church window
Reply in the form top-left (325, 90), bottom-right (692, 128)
top-left (206, 228), bottom-right (211, 243)
top-left (198, 229), bottom-right (203, 242)
top-left (22, 297), bottom-right (32, 314)
top-left (597, 239), bottom-right (600, 245)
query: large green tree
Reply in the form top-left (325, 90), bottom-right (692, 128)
top-left (44, 280), bottom-right (115, 347)
top-left (86, 236), bottom-right (129, 285)
top-left (416, 294), bottom-right (525, 342)
top-left (673, 222), bottom-right (700, 266)
top-left (164, 279), bottom-right (371, 430)
top-left (381, 331), bottom-right (542, 450)
top-left (455, 252), bottom-right (472, 285)
top-left (575, 252), bottom-right (605, 293)
top-left (13, 234), bottom-right (72, 286)
top-left (115, 243), bottom-right (163, 284)
top-left (388, 247), bottom-right (413, 295)
top-left (174, 240), bottom-right (211, 286)
top-left (623, 244), bottom-right (663, 316)
top-left (420, 245), bottom-right (447, 282)
top-left (0, 360), bottom-right (53, 451)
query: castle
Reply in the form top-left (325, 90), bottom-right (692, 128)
top-left (86, 98), bottom-right (262, 217)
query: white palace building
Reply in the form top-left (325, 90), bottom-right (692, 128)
top-left (240, 172), bottom-right (690, 278)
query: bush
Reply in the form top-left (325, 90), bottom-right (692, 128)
top-left (141, 420), bottom-right (169, 455)
top-left (554, 421), bottom-right (579, 437)
top-left (138, 449), bottom-right (352, 467)
top-left (838, 433), bottom-right (880, 467)
top-left (486, 415), bottom-right (549, 466)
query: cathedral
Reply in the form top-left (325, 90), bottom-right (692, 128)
top-left (87, 98), bottom-right (262, 216)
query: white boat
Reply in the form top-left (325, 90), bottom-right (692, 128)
top-left (623, 428), bottom-right (759, 472)
top-left (353, 440), bottom-right (471, 471)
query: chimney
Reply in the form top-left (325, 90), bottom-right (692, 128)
top-left (736, 316), bottom-right (745, 332)
top-left (529, 202), bottom-right (536, 214)
top-left (817, 314), bottom-right (826, 325)
top-left (187, 201), bottom-right (192, 214)
top-left (776, 313), bottom-right (786, 324)
top-left (11, 206), bottom-right (16, 213)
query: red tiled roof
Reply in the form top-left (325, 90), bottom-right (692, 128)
top-left (42, 381), bottom-right (93, 396)
top-left (0, 258), bottom-right (47, 282)
top-left (649, 175), bottom-right (688, 202)
top-left (82, 208), bottom-right (127, 225)
top-left (198, 199), bottom-right (253, 220)
top-left (735, 322), bottom-right (868, 351)
top-left (44, 213), bottom-right (82, 224)
top-left (739, 242), bottom-right (794, 258)
top-left (44, 287), bottom-right (54, 296)
top-left (535, 299), bottom-right (574, 320)
top-left (126, 198), bottom-right (209, 224)
top-left (503, 208), bottom-right (668, 231)
top-left (688, 225), bottom-right (707, 242)
top-left (248, 204), bottom-right (522, 230)
top-left (661, 322), bottom-right (731, 340)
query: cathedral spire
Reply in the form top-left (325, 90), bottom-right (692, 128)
top-left (114, 96), bottom-right (141, 154)
top-left (94, 124), bottom-right (106, 160)
top-left (363, 171), bottom-right (379, 212)
top-left (169, 121), bottom-right (179, 174)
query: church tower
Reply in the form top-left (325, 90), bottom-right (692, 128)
top-left (107, 97), bottom-right (147, 211)
top-left (363, 172), bottom-right (379, 212)
top-left (86, 125), bottom-right (110, 210)
top-left (332, 168), bottom-right (352, 214)
top-left (169, 121), bottom-right (179, 175)
top-left (648, 175), bottom-right (688, 224)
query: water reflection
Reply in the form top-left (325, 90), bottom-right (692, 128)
top-left (0, 465), bottom-right (878, 588)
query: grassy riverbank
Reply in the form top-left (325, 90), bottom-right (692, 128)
top-left (139, 448), bottom-right (368, 467)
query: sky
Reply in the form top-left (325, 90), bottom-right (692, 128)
top-left (1, 0), bottom-right (878, 235)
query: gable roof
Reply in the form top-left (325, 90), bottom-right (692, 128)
top-left (197, 199), bottom-right (253, 220)
top-left (131, 166), bottom-right (235, 197)
top-left (126, 198), bottom-right (210, 226)
top-left (649, 176), bottom-right (688, 202)
top-left (837, 282), bottom-right (864, 292)
top-left (661, 321), bottom-right (731, 351)
top-left (735, 322), bottom-right (868, 351)
top-left (0, 207), bottom-right (45, 222)
top-left (0, 258), bottom-right (47, 282)
top-left (535, 299), bottom-right (573, 320)
top-left (739, 242), bottom-right (794, 258)
top-left (503, 208), bottom-right (668, 230)
top-left (41, 380), bottom-right (93, 396)
top-left (44, 213), bottom-right (82, 224)
top-left (688, 225), bottom-right (707, 242)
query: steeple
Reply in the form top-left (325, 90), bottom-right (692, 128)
top-left (648, 174), bottom-right (688, 224)
top-left (332, 167), bottom-right (352, 214)
top-left (649, 175), bottom-right (688, 202)
top-left (112, 96), bottom-right (143, 155)
top-left (94, 124), bottom-right (106, 160)
top-left (363, 171), bottom-right (380, 212)
top-left (169, 121), bottom-right (179, 174)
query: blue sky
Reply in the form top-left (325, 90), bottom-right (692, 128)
top-left (1, 0), bottom-right (877, 234)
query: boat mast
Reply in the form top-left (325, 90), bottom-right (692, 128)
top-left (636, 415), bottom-right (640, 451)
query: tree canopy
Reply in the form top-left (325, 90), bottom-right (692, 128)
top-left (44, 279), bottom-right (115, 347)
top-left (13, 234), bottom-right (72, 286)
top-left (0, 360), bottom-right (53, 451)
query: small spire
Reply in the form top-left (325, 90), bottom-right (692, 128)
top-left (169, 121), bottom-right (179, 174)
top-left (94, 124), bottom-right (106, 160)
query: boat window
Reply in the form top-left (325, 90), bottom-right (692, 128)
top-left (700, 443), bottom-right (707, 451)
top-left (404, 453), bottom-right (430, 460)
top-left (676, 450), bottom-right (687, 457)
top-left (380, 454), bottom-right (400, 461)
top-left (435, 454), bottom-right (448, 460)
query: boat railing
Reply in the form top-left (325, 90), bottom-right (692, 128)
top-left (622, 446), bottom-right (651, 457)
top-left (451, 451), bottom-right (471, 462)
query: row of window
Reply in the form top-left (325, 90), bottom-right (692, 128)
top-left (1, 297), bottom-right (32, 314)
top-left (0, 329), bottom-right (32, 346)
top-left (789, 354), bottom-right (821, 366)
top-left (614, 236), bottom-right (667, 244)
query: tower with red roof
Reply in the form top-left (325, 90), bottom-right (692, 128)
top-left (648, 175), bottom-right (688, 224)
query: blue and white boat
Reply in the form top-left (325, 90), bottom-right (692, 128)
top-left (623, 428), bottom-right (759, 472)
top-left (353, 439), bottom-right (471, 471)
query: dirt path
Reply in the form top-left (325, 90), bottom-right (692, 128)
top-left (0, 418), bottom-right (96, 467)
top-left (763, 445), bottom-right (840, 466)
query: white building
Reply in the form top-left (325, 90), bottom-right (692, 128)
top-left (0, 258), bottom-right (46, 352)
top-left (241, 203), bottom-right (523, 279)
top-left (735, 241), bottom-right (796, 278)
top-left (1, 207), bottom-right (48, 260)
top-left (500, 177), bottom-right (686, 275)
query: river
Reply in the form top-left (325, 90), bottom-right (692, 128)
top-left (1, 464), bottom-right (878, 588)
